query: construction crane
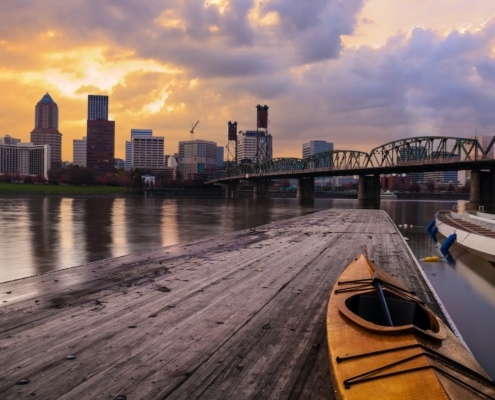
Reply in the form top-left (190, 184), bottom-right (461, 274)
top-left (190, 120), bottom-right (200, 140)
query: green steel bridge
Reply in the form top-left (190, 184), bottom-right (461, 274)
top-left (207, 136), bottom-right (495, 182)
top-left (206, 136), bottom-right (495, 210)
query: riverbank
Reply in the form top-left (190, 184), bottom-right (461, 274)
top-left (0, 183), bottom-right (132, 196)
top-left (0, 209), bottom-right (453, 399)
top-left (0, 183), bottom-right (470, 200)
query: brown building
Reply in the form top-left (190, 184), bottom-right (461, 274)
top-left (86, 95), bottom-right (115, 176)
top-left (87, 119), bottom-right (115, 175)
top-left (30, 93), bottom-right (62, 170)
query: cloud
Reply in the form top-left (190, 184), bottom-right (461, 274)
top-left (0, 1), bottom-right (494, 161)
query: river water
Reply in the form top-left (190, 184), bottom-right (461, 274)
top-left (1, 196), bottom-right (494, 379)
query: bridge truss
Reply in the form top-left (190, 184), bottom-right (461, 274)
top-left (207, 136), bottom-right (495, 183)
top-left (368, 136), bottom-right (486, 167)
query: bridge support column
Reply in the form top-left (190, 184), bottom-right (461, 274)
top-left (224, 183), bottom-right (239, 199)
top-left (469, 170), bottom-right (481, 211)
top-left (358, 175), bottom-right (381, 209)
top-left (297, 177), bottom-right (315, 203)
top-left (470, 169), bottom-right (495, 213)
top-left (254, 181), bottom-right (270, 199)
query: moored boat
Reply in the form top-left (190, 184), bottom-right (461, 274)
top-left (380, 190), bottom-right (397, 200)
top-left (435, 211), bottom-right (495, 262)
top-left (326, 253), bottom-right (495, 399)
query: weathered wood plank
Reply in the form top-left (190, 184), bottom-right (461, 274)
top-left (0, 209), bottom-right (443, 399)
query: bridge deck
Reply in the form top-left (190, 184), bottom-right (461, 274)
top-left (0, 209), bottom-right (444, 399)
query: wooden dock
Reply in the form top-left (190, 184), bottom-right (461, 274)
top-left (0, 209), bottom-right (446, 399)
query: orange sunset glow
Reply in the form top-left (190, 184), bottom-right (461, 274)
top-left (1, 1), bottom-right (494, 161)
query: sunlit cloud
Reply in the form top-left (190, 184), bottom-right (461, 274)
top-left (0, 1), bottom-right (494, 162)
top-left (155, 9), bottom-right (184, 30)
top-left (205, 0), bottom-right (229, 14)
top-left (25, 46), bottom-right (177, 101)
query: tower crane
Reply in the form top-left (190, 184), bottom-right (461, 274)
top-left (190, 120), bottom-right (200, 140)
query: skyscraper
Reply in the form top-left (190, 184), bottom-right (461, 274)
top-left (236, 130), bottom-right (273, 164)
top-left (131, 131), bottom-right (164, 169)
top-left (302, 140), bottom-right (333, 158)
top-left (125, 129), bottom-right (153, 170)
top-left (236, 131), bottom-right (258, 163)
top-left (86, 95), bottom-right (115, 175)
top-left (87, 95), bottom-right (109, 120)
top-left (30, 93), bottom-right (62, 169)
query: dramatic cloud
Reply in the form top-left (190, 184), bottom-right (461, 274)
top-left (0, 0), bottom-right (494, 160)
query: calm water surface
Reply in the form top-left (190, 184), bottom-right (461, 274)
top-left (1, 196), bottom-right (494, 378)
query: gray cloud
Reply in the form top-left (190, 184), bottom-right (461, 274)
top-left (1, 1), bottom-right (495, 158)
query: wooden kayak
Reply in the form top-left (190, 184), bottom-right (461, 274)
top-left (326, 253), bottom-right (495, 399)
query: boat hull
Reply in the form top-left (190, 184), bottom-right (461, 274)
top-left (435, 211), bottom-right (495, 262)
top-left (326, 254), bottom-right (495, 399)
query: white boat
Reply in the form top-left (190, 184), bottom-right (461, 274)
top-left (380, 190), bottom-right (397, 200)
top-left (435, 211), bottom-right (495, 262)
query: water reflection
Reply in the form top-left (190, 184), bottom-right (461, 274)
top-left (81, 197), bottom-right (113, 262)
top-left (28, 197), bottom-right (62, 275)
top-left (0, 198), bottom-right (34, 280)
top-left (449, 250), bottom-right (495, 308)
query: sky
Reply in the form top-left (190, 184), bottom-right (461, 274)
top-left (1, 0), bottom-right (494, 161)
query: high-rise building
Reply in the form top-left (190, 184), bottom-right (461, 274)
top-left (178, 140), bottom-right (217, 179)
top-left (132, 134), bottom-right (164, 169)
top-left (236, 130), bottom-right (273, 164)
top-left (125, 129), bottom-right (153, 170)
top-left (302, 140), bottom-right (333, 158)
top-left (0, 135), bottom-right (50, 179)
top-left (424, 152), bottom-right (460, 188)
top-left (88, 95), bottom-right (109, 120)
top-left (86, 95), bottom-right (115, 175)
top-left (87, 120), bottom-right (115, 175)
top-left (236, 131), bottom-right (257, 162)
top-left (30, 93), bottom-right (62, 169)
top-left (424, 170), bottom-right (459, 188)
top-left (73, 137), bottom-right (87, 167)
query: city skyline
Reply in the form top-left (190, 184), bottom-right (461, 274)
top-left (0, 2), bottom-right (494, 162)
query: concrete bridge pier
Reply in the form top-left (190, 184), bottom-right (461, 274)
top-left (358, 174), bottom-right (381, 209)
top-left (223, 182), bottom-right (239, 199)
top-left (297, 177), bottom-right (315, 204)
top-left (254, 181), bottom-right (270, 199)
top-left (470, 169), bottom-right (495, 213)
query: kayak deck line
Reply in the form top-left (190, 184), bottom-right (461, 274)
top-left (336, 277), bottom-right (418, 299)
top-left (342, 347), bottom-right (495, 399)
top-left (337, 343), bottom-right (495, 389)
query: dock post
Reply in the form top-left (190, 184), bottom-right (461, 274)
top-left (358, 175), bottom-right (380, 208)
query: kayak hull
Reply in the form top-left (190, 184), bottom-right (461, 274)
top-left (326, 254), bottom-right (495, 399)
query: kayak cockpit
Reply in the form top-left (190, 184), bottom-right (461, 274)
top-left (338, 289), bottom-right (448, 341)
top-left (347, 293), bottom-right (432, 330)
